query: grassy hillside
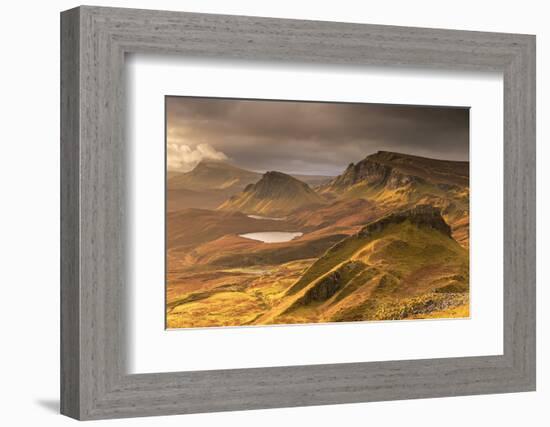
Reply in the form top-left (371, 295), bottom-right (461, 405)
top-left (166, 205), bottom-right (469, 328)
top-left (318, 151), bottom-right (470, 247)
top-left (262, 206), bottom-right (469, 325)
top-left (165, 152), bottom-right (470, 329)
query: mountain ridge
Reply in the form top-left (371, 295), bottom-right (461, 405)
top-left (168, 159), bottom-right (334, 191)
top-left (257, 204), bottom-right (468, 325)
top-left (286, 204), bottom-right (453, 296)
top-left (321, 150), bottom-right (469, 194)
top-left (168, 160), bottom-right (261, 192)
top-left (318, 151), bottom-right (469, 247)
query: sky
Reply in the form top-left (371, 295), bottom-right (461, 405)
top-left (166, 96), bottom-right (469, 176)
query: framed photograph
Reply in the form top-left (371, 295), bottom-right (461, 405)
top-left (164, 97), bottom-right (471, 330)
top-left (61, 6), bottom-right (536, 420)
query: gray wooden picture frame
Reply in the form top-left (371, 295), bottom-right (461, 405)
top-left (60, 5), bottom-right (536, 421)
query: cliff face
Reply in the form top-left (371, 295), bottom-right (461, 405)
top-left (329, 160), bottom-right (393, 188)
top-left (321, 150), bottom-right (468, 195)
top-left (317, 151), bottom-right (469, 248)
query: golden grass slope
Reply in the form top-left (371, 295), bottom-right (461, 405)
top-left (318, 151), bottom-right (470, 248)
top-left (166, 205), bottom-right (469, 328)
top-left (260, 206), bottom-right (468, 325)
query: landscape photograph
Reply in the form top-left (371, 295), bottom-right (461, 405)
top-left (165, 96), bottom-right (470, 329)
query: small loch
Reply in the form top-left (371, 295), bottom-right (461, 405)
top-left (239, 231), bottom-right (303, 243)
top-left (247, 214), bottom-right (286, 221)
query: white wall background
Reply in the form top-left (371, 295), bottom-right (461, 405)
top-left (0, 0), bottom-right (546, 425)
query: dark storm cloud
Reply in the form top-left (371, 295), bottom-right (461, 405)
top-left (166, 96), bottom-right (469, 175)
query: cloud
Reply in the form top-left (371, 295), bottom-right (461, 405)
top-left (166, 97), bottom-right (469, 175)
top-left (167, 143), bottom-right (228, 172)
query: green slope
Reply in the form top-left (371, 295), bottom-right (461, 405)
top-left (259, 205), bottom-right (469, 324)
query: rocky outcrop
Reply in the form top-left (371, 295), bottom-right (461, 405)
top-left (288, 260), bottom-right (367, 308)
top-left (358, 204), bottom-right (452, 238)
top-left (320, 150), bottom-right (468, 195)
top-left (328, 160), bottom-right (393, 188)
top-left (323, 151), bottom-right (428, 191)
top-left (385, 169), bottom-right (425, 189)
top-left (299, 270), bottom-right (343, 303)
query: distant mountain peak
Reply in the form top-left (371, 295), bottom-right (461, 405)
top-left (365, 150), bottom-right (408, 162)
top-left (370, 150), bottom-right (395, 157)
top-left (219, 171), bottom-right (325, 216)
top-left (368, 150), bottom-right (467, 164)
top-left (264, 170), bottom-right (290, 179)
top-left (192, 159), bottom-right (239, 170)
top-left (196, 158), bottom-right (225, 164)
top-left (261, 170), bottom-right (307, 184)
top-left (168, 159), bottom-right (261, 192)
top-left (249, 171), bottom-right (315, 198)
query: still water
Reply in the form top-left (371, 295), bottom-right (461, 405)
top-left (239, 231), bottom-right (303, 243)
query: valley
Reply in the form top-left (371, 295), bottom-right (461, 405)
top-left (166, 151), bottom-right (470, 328)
